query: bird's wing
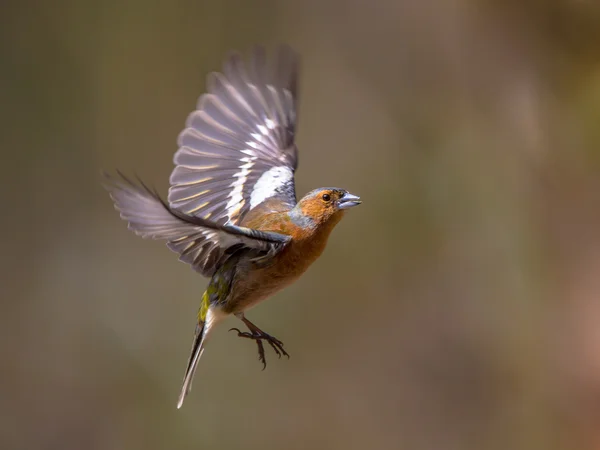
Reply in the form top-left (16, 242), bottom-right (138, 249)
top-left (104, 173), bottom-right (290, 276)
top-left (168, 45), bottom-right (300, 226)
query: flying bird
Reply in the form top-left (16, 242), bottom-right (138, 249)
top-left (104, 46), bottom-right (361, 408)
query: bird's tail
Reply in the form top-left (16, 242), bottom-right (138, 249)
top-left (177, 293), bottom-right (221, 409)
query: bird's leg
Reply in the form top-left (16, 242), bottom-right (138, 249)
top-left (229, 314), bottom-right (289, 369)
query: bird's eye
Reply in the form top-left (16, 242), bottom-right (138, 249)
top-left (322, 193), bottom-right (331, 202)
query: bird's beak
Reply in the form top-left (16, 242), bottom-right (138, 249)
top-left (338, 192), bottom-right (362, 210)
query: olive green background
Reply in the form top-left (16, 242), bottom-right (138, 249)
top-left (2, 1), bottom-right (600, 449)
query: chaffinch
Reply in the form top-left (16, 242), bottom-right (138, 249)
top-left (104, 46), bottom-right (361, 408)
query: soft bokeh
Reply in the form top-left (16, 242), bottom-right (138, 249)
top-left (2, 1), bottom-right (600, 449)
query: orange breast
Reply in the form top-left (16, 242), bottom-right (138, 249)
top-left (223, 211), bottom-right (340, 314)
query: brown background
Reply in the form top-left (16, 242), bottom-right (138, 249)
top-left (2, 1), bottom-right (600, 449)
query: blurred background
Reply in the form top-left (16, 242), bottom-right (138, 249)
top-left (2, 0), bottom-right (600, 449)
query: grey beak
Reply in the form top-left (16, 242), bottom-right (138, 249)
top-left (338, 192), bottom-right (362, 210)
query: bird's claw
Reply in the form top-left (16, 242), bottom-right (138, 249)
top-left (229, 327), bottom-right (290, 368)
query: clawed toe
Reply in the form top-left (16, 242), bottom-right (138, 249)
top-left (229, 327), bottom-right (253, 338)
top-left (264, 335), bottom-right (289, 359)
top-left (230, 324), bottom-right (290, 368)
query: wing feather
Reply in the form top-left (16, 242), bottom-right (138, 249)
top-left (168, 45), bottom-right (300, 227)
top-left (104, 172), bottom-right (290, 276)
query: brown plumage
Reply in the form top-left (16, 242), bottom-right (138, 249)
top-left (103, 46), bottom-right (361, 408)
top-left (225, 189), bottom-right (351, 314)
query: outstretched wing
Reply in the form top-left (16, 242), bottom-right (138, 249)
top-left (168, 45), bottom-right (300, 226)
top-left (104, 173), bottom-right (290, 276)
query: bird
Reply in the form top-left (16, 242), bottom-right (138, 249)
top-left (103, 45), bottom-right (361, 409)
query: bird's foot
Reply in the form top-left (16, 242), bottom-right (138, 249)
top-left (229, 327), bottom-right (290, 369)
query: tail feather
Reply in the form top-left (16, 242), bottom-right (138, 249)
top-left (177, 323), bottom-right (205, 409)
top-left (177, 308), bottom-right (222, 409)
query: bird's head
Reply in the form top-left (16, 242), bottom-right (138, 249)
top-left (294, 188), bottom-right (361, 227)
